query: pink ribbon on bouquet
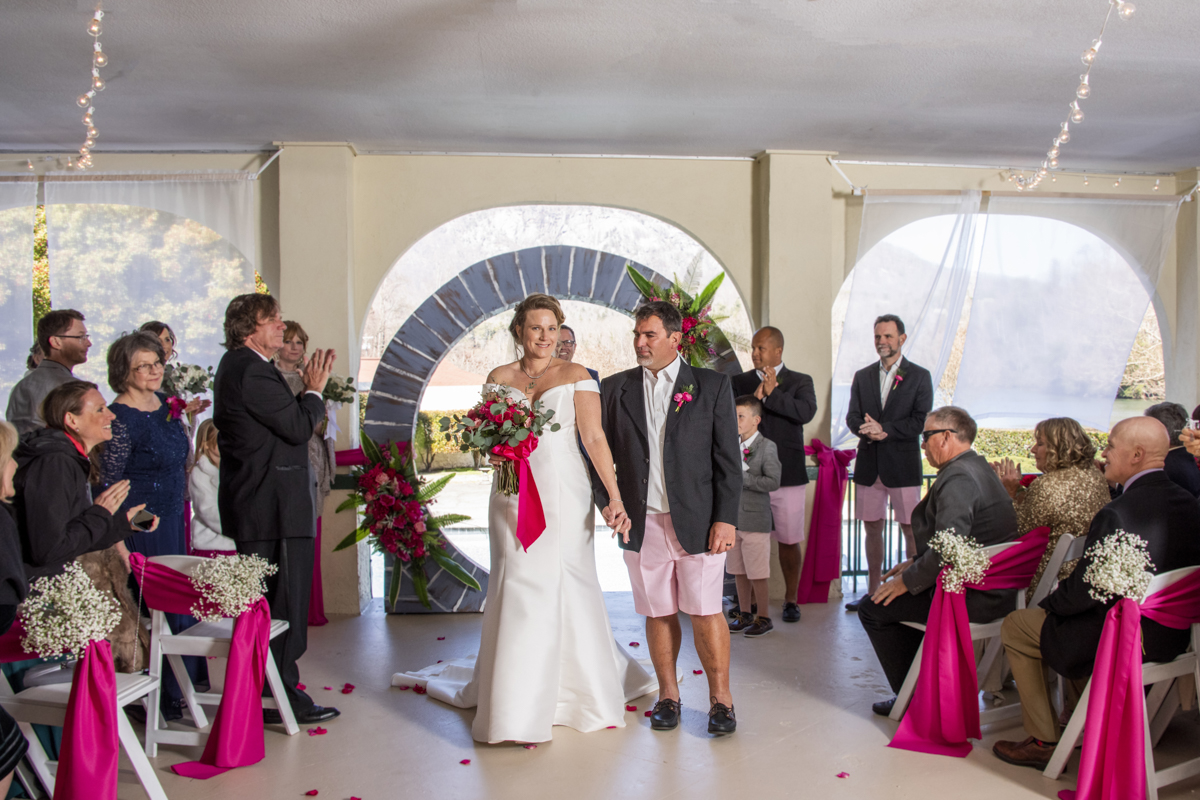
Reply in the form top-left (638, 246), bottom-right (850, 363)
top-left (889, 526), bottom-right (1051, 757)
top-left (0, 622), bottom-right (119, 800)
top-left (129, 552), bottom-right (272, 779)
top-left (798, 439), bottom-right (855, 604)
top-left (492, 436), bottom-right (546, 551)
top-left (1059, 569), bottom-right (1200, 800)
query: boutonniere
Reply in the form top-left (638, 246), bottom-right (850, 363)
top-left (742, 446), bottom-right (752, 463)
top-left (673, 385), bottom-right (695, 412)
top-left (166, 396), bottom-right (188, 421)
top-left (892, 364), bottom-right (908, 392)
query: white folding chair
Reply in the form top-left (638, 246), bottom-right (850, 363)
top-left (889, 542), bottom-right (1020, 722)
top-left (0, 667), bottom-right (167, 800)
top-left (142, 555), bottom-right (298, 758)
top-left (1044, 566), bottom-right (1200, 800)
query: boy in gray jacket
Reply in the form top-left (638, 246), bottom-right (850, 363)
top-left (728, 395), bottom-right (782, 637)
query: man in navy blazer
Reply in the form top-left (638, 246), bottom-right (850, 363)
top-left (214, 293), bottom-right (340, 725)
top-left (845, 314), bottom-right (933, 610)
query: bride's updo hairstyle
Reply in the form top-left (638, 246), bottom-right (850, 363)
top-left (508, 294), bottom-right (565, 344)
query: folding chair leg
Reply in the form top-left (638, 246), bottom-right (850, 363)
top-left (1149, 681), bottom-right (1181, 749)
top-left (1144, 692), bottom-right (1159, 800)
top-left (166, 653), bottom-right (209, 729)
top-left (264, 656), bottom-right (299, 735)
top-left (890, 640), bottom-right (923, 722)
top-left (117, 704), bottom-right (169, 800)
top-left (13, 758), bottom-right (47, 799)
top-left (1045, 681), bottom-right (1090, 779)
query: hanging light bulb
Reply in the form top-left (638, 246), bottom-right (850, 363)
top-left (1049, 158), bottom-right (1059, 168)
top-left (82, 111), bottom-right (93, 125)
top-left (1117, 1), bottom-right (1135, 20)
top-left (1114, 177), bottom-right (1122, 187)
top-left (93, 49), bottom-right (107, 68)
top-left (88, 16), bottom-right (102, 36)
top-left (1076, 74), bottom-right (1091, 100)
top-left (1069, 102), bottom-right (1085, 125)
top-left (92, 75), bottom-right (105, 91)
top-left (79, 146), bottom-right (90, 156)
top-left (86, 125), bottom-right (97, 138)
top-left (76, 93), bottom-right (91, 107)
top-left (83, 137), bottom-right (94, 148)
top-left (1083, 175), bottom-right (1090, 186)
top-left (1051, 174), bottom-right (1057, 182)
top-left (1048, 146), bottom-right (1060, 159)
top-left (1154, 179), bottom-right (1161, 191)
top-left (26, 160), bottom-right (34, 172)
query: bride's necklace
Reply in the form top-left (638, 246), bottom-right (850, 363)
top-left (520, 357), bottom-right (552, 394)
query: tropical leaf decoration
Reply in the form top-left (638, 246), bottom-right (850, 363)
top-left (624, 261), bottom-right (739, 368)
top-left (333, 433), bottom-right (479, 609)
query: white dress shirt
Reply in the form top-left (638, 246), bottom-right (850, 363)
top-left (643, 355), bottom-right (682, 514)
top-left (879, 355), bottom-right (905, 408)
top-left (755, 362), bottom-right (786, 382)
top-left (740, 430), bottom-right (759, 472)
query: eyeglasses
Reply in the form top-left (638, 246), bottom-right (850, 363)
top-left (133, 360), bottom-right (165, 375)
top-left (559, 340), bottom-right (576, 346)
top-left (55, 333), bottom-right (90, 341)
top-left (921, 428), bottom-right (957, 444)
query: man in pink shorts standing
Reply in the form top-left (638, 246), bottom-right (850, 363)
top-left (590, 301), bottom-right (743, 735)
top-left (844, 314), bottom-right (933, 611)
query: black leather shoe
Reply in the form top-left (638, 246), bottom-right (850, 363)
top-left (872, 697), bottom-right (896, 717)
top-left (845, 597), bottom-right (864, 612)
top-left (782, 602), bottom-right (801, 623)
top-left (728, 611), bottom-right (754, 632)
top-left (707, 698), bottom-right (736, 734)
top-left (265, 705), bottom-right (341, 725)
top-left (649, 698), bottom-right (681, 731)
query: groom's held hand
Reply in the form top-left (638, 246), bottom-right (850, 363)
top-left (707, 521), bottom-right (736, 555)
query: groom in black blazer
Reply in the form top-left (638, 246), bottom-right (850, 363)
top-left (214, 293), bottom-right (340, 725)
top-left (591, 301), bottom-right (742, 735)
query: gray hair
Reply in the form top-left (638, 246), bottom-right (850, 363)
top-left (634, 300), bottom-right (682, 335)
top-left (927, 406), bottom-right (977, 445)
top-left (1144, 402), bottom-right (1190, 448)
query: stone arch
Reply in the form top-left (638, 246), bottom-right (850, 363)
top-left (364, 244), bottom-right (742, 613)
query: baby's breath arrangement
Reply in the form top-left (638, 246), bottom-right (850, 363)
top-left (1083, 530), bottom-right (1154, 603)
top-left (189, 555), bottom-right (278, 623)
top-left (18, 562), bottom-right (121, 658)
top-left (929, 528), bottom-right (991, 593)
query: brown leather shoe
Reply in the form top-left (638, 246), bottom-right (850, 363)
top-left (993, 736), bottom-right (1058, 769)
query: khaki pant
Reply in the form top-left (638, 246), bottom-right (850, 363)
top-left (1001, 608), bottom-right (1085, 743)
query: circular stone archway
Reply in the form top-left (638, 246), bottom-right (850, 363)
top-left (364, 244), bottom-right (742, 613)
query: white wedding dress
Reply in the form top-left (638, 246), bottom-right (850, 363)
top-left (395, 379), bottom-right (657, 743)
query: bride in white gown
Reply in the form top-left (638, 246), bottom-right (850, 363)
top-left (401, 294), bottom-right (657, 744)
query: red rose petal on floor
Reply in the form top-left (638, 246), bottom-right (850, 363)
top-left (628, 642), bottom-right (640, 647)
top-left (341, 683), bottom-right (355, 694)
top-left (413, 685), bottom-right (427, 694)
top-left (305, 792), bottom-right (318, 797)
top-left (606, 726), bottom-right (616, 729)
top-left (397, 685), bottom-right (410, 691)
top-left (323, 686), bottom-right (332, 691)
top-left (306, 726), bottom-right (327, 736)
top-left (297, 683), bottom-right (306, 690)
top-left (625, 705), bottom-right (637, 712)
top-left (836, 772), bottom-right (850, 779)
top-left (523, 744), bottom-right (537, 750)
top-left (460, 759), bottom-right (471, 765)
top-left (437, 636), bottom-right (446, 640)
top-left (437, 660), bottom-right (443, 663)
top-left (693, 670), bottom-right (703, 675)
top-left (644, 711), bottom-right (651, 717)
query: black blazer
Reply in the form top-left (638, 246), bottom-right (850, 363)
top-left (1040, 471), bottom-right (1200, 679)
top-left (730, 366), bottom-right (817, 486)
top-left (12, 428), bottom-right (128, 579)
top-left (214, 347), bottom-right (326, 543)
top-left (905, 450), bottom-right (1020, 622)
top-left (845, 356), bottom-right (933, 488)
top-left (590, 359), bottom-right (742, 555)
top-left (0, 504), bottom-right (29, 606)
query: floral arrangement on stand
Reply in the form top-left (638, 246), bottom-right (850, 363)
top-left (623, 260), bottom-right (745, 369)
top-left (187, 555), bottom-right (278, 623)
top-left (19, 562), bottom-right (121, 657)
top-left (440, 386), bottom-right (560, 495)
top-left (334, 434), bottom-right (477, 608)
top-left (929, 528), bottom-right (992, 593)
top-left (1083, 529), bottom-right (1154, 603)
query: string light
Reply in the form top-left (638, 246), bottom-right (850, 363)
top-left (73, 8), bottom-right (106, 170)
top-left (1154, 179), bottom-right (1160, 191)
top-left (1015, 0), bottom-right (1135, 191)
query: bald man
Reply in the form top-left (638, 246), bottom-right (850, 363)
top-left (730, 326), bottom-right (816, 623)
top-left (993, 416), bottom-right (1200, 770)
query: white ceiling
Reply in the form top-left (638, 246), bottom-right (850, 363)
top-left (2, 0), bottom-right (1198, 172)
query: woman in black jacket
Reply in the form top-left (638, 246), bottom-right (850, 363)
top-left (0, 420), bottom-right (28, 796)
top-left (13, 380), bottom-right (157, 580)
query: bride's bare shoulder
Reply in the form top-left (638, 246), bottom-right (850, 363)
top-left (484, 362), bottom-right (519, 384)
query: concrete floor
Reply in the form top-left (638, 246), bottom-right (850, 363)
top-left (117, 592), bottom-right (1200, 800)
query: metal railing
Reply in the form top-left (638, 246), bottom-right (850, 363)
top-left (840, 473), bottom-right (938, 593)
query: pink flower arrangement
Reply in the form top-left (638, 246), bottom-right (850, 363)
top-left (624, 262), bottom-right (736, 369)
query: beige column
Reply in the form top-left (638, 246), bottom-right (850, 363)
top-left (277, 143), bottom-right (370, 615)
top-left (754, 151), bottom-right (837, 599)
top-left (1172, 169), bottom-right (1199, 404)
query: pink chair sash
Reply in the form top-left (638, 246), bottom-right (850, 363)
top-left (129, 552), bottom-right (272, 779)
top-left (890, 526), bottom-right (1051, 757)
top-left (0, 623), bottom-right (119, 800)
top-left (1059, 569), bottom-right (1200, 800)
top-left (798, 439), bottom-right (855, 604)
top-left (308, 517), bottom-right (328, 626)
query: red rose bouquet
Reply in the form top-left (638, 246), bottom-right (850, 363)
top-left (440, 386), bottom-right (561, 495)
top-left (333, 435), bottom-right (477, 608)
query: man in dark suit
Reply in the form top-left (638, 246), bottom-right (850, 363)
top-left (731, 326), bottom-right (817, 623)
top-left (845, 314), bottom-right (933, 610)
top-left (858, 406), bottom-right (1018, 716)
top-left (213, 293), bottom-right (341, 725)
top-left (993, 416), bottom-right (1200, 769)
top-left (591, 301), bottom-right (742, 735)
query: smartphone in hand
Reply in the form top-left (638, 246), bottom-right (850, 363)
top-left (130, 509), bottom-right (156, 531)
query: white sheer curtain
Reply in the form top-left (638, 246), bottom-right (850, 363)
top-left (43, 172), bottom-right (256, 390)
top-left (952, 196), bottom-right (1182, 430)
top-left (830, 192), bottom-right (984, 447)
top-left (0, 180), bottom-right (39, 412)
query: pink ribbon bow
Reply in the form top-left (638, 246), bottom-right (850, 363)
top-left (491, 436), bottom-right (547, 551)
top-left (889, 526), bottom-right (1050, 757)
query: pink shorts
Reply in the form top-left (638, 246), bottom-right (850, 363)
top-left (855, 478), bottom-right (921, 524)
top-left (726, 531), bottom-right (771, 580)
top-left (769, 485), bottom-right (807, 545)
top-left (625, 513), bottom-right (727, 618)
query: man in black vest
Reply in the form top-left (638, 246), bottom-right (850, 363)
top-left (591, 301), bottom-right (742, 735)
top-left (844, 314), bottom-right (933, 610)
top-left (214, 293), bottom-right (341, 725)
top-left (731, 326), bottom-right (816, 623)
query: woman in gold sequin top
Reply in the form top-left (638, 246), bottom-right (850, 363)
top-left (991, 417), bottom-right (1111, 604)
